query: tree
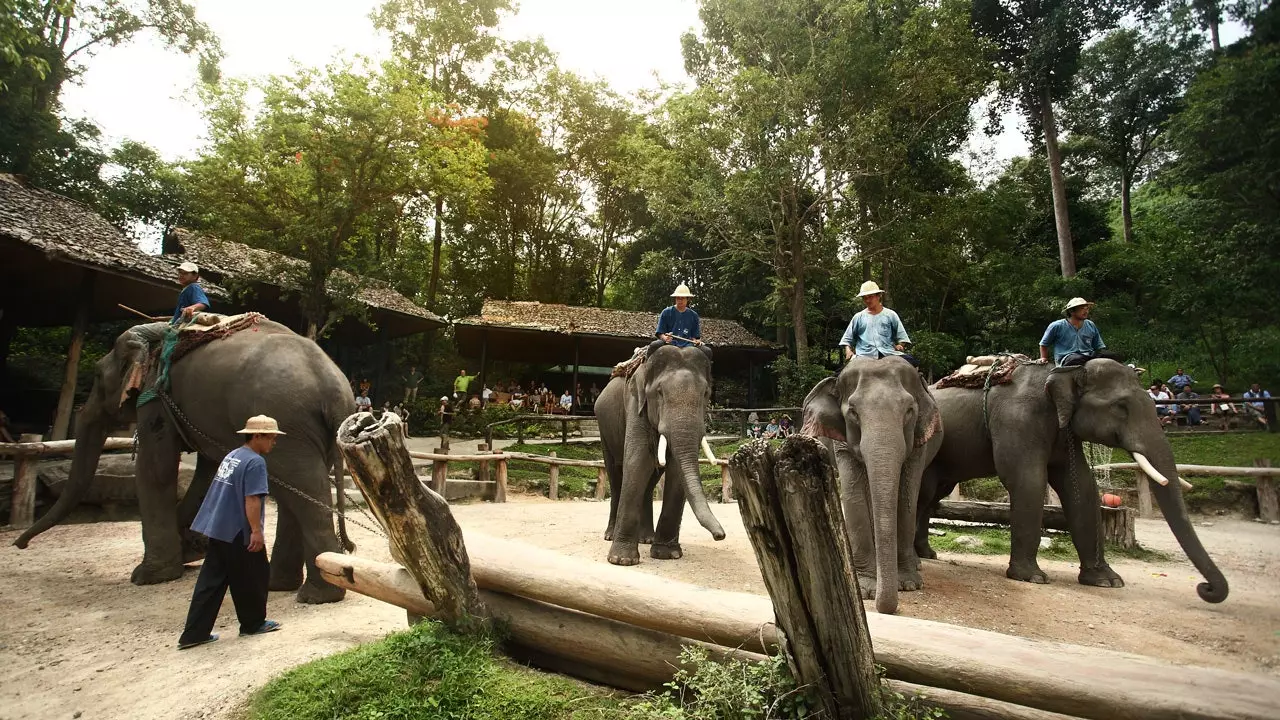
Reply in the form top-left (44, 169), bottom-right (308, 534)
top-left (186, 61), bottom-right (489, 338)
top-left (1063, 27), bottom-right (1201, 242)
top-left (972, 0), bottom-right (1133, 277)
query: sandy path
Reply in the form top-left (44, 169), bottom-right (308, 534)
top-left (1, 497), bottom-right (1277, 720)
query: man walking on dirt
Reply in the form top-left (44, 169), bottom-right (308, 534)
top-left (177, 415), bottom-right (284, 649)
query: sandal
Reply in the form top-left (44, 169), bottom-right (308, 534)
top-left (241, 620), bottom-right (281, 636)
top-left (178, 633), bottom-right (218, 650)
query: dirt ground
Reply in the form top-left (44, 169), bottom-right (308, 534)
top-left (2, 497), bottom-right (1278, 720)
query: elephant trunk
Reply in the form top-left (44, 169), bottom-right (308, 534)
top-left (1139, 443), bottom-right (1228, 603)
top-left (667, 429), bottom-right (725, 541)
top-left (863, 433), bottom-right (907, 614)
top-left (14, 398), bottom-right (110, 548)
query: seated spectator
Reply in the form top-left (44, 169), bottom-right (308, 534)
top-left (559, 390), bottom-right (573, 413)
top-left (468, 394), bottom-right (482, 411)
top-left (482, 385), bottom-right (493, 407)
top-left (355, 389), bottom-right (373, 413)
top-left (1149, 382), bottom-right (1174, 426)
top-left (747, 410), bottom-right (759, 426)
top-left (1209, 384), bottom-right (1237, 429)
top-left (779, 415), bottom-right (794, 437)
top-left (1243, 382), bottom-right (1271, 428)
top-left (763, 417), bottom-right (781, 439)
top-left (510, 392), bottom-right (524, 409)
top-left (1167, 368), bottom-right (1195, 391)
top-left (749, 422), bottom-right (763, 439)
top-left (1175, 385), bottom-right (1202, 426)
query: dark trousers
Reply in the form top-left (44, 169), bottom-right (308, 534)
top-left (1060, 350), bottom-right (1123, 367)
top-left (178, 533), bottom-right (269, 643)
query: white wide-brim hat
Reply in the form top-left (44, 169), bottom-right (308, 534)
top-left (1063, 297), bottom-right (1094, 313)
top-left (178, 261), bottom-right (199, 273)
top-left (857, 280), bottom-right (884, 297)
top-left (237, 415), bottom-right (285, 435)
top-left (670, 283), bottom-right (695, 298)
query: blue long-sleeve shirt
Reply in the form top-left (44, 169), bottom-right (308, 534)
top-left (172, 282), bottom-right (211, 323)
top-left (655, 306), bottom-right (701, 347)
top-left (839, 308), bottom-right (910, 357)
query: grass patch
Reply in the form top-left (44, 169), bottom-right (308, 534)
top-left (928, 524), bottom-right (1170, 563)
top-left (958, 477), bottom-right (1007, 502)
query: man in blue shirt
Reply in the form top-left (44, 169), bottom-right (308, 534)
top-left (1039, 297), bottom-right (1109, 366)
top-left (173, 261), bottom-right (211, 325)
top-left (839, 281), bottom-right (914, 364)
top-left (650, 284), bottom-right (711, 360)
top-left (1243, 383), bottom-right (1271, 428)
top-left (1167, 368), bottom-right (1195, 390)
top-left (177, 415), bottom-right (284, 649)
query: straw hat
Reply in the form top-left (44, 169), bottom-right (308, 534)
top-left (1063, 297), bottom-right (1094, 314)
top-left (857, 280), bottom-right (884, 297)
top-left (178, 261), bottom-right (199, 273)
top-left (670, 283), bottom-right (695, 298)
top-left (237, 415), bottom-right (286, 435)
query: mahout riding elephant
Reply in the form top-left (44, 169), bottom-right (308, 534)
top-left (800, 356), bottom-right (943, 614)
top-left (915, 358), bottom-right (1227, 603)
top-left (15, 319), bottom-right (353, 603)
top-left (597, 345), bottom-right (725, 565)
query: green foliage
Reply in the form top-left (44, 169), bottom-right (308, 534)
top-left (769, 357), bottom-right (832, 407)
top-left (630, 646), bottom-right (813, 719)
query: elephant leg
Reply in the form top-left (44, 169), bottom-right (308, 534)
top-left (272, 453), bottom-right (345, 603)
top-left (896, 456), bottom-right (927, 591)
top-left (914, 466), bottom-right (948, 563)
top-left (608, 432), bottom-right (657, 566)
top-left (177, 454), bottom-right (217, 564)
top-left (651, 471), bottom-right (687, 559)
top-left (834, 441), bottom-right (877, 598)
top-left (268, 501), bottom-right (304, 592)
top-left (131, 411), bottom-right (186, 585)
top-left (996, 450), bottom-right (1051, 584)
top-left (603, 450), bottom-right (623, 541)
top-left (639, 470), bottom-right (660, 545)
top-left (1049, 457), bottom-right (1123, 588)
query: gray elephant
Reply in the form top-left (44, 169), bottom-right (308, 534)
top-left (597, 345), bottom-right (725, 565)
top-left (801, 356), bottom-right (943, 614)
top-left (915, 358), bottom-right (1227, 603)
top-left (15, 319), bottom-right (353, 603)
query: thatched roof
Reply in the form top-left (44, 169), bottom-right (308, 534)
top-left (0, 174), bottom-right (223, 296)
top-left (459, 300), bottom-right (775, 349)
top-left (166, 228), bottom-right (443, 327)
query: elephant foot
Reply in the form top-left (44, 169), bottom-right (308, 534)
top-left (639, 533), bottom-right (655, 546)
top-left (296, 579), bottom-right (346, 604)
top-left (268, 567), bottom-right (304, 592)
top-left (603, 528), bottom-right (614, 542)
top-left (607, 541), bottom-right (641, 566)
top-left (915, 542), bottom-right (937, 561)
top-left (650, 542), bottom-right (683, 560)
top-left (131, 562), bottom-right (184, 585)
top-left (181, 532), bottom-right (207, 564)
top-left (1079, 565), bottom-right (1125, 588)
top-left (898, 568), bottom-right (924, 592)
top-left (856, 574), bottom-right (877, 599)
top-left (1006, 563), bottom-right (1050, 584)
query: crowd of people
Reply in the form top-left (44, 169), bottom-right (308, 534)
top-left (1147, 368), bottom-right (1271, 430)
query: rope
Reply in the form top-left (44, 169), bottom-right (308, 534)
top-left (135, 330), bottom-right (180, 407)
top-left (981, 353), bottom-right (1037, 433)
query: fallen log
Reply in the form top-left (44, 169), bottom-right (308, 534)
top-left (317, 535), bottom-right (1280, 720)
top-left (934, 500), bottom-right (1068, 530)
top-left (0, 436), bottom-right (133, 457)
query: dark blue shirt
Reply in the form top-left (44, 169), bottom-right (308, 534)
top-left (172, 282), bottom-right (211, 323)
top-left (191, 446), bottom-right (268, 545)
top-left (655, 306), bottom-right (701, 347)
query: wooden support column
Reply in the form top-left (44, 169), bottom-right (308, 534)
top-left (548, 450), bottom-right (559, 500)
top-left (720, 463), bottom-right (732, 501)
top-left (478, 329), bottom-right (488, 395)
top-left (494, 452), bottom-right (508, 503)
top-left (431, 445), bottom-right (449, 494)
top-left (52, 270), bottom-right (96, 440)
top-left (747, 356), bottom-right (756, 408)
top-left (1255, 459), bottom-right (1278, 522)
top-left (374, 323), bottom-right (390, 408)
top-left (571, 336), bottom-right (580, 413)
top-left (731, 437), bottom-right (881, 719)
top-left (9, 433), bottom-right (42, 528)
top-left (476, 443), bottom-right (490, 483)
top-left (596, 467), bottom-right (607, 499)
top-left (1136, 470), bottom-right (1155, 519)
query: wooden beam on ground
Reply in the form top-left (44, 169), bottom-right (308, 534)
top-left (934, 500), bottom-right (1068, 530)
top-left (336, 412), bottom-right (484, 631)
top-left (52, 270), bottom-right (95, 441)
top-left (9, 433), bottom-right (41, 527)
top-left (0, 436), bottom-right (132, 458)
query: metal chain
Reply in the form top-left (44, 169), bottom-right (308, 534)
top-left (155, 388), bottom-right (387, 539)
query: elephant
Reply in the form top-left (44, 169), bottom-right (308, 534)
top-left (914, 358), bottom-right (1228, 604)
top-left (597, 344), bottom-right (725, 566)
top-left (14, 319), bottom-right (354, 604)
top-left (800, 356), bottom-right (943, 614)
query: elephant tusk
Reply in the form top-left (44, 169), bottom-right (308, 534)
top-left (1133, 452), bottom-right (1170, 487)
top-left (657, 435), bottom-right (668, 468)
top-left (700, 437), bottom-right (717, 464)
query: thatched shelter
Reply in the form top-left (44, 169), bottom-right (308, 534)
top-left (455, 300), bottom-right (780, 407)
top-left (0, 174), bottom-right (229, 438)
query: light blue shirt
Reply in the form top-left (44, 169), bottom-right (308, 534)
top-left (839, 308), bottom-right (910, 357)
top-left (1040, 318), bottom-right (1106, 365)
top-left (191, 446), bottom-right (268, 545)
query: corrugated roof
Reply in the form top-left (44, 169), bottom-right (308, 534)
top-left (458, 300), bottom-right (776, 349)
top-left (167, 228), bottom-right (443, 324)
top-left (0, 174), bottom-right (223, 295)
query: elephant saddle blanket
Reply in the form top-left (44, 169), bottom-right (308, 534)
top-left (934, 353), bottom-right (1032, 390)
top-left (612, 347), bottom-right (647, 379)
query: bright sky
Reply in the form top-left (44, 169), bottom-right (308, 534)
top-left (60, 2), bottom-right (1248, 171)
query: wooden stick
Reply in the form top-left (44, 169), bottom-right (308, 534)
top-left (116, 303), bottom-right (165, 322)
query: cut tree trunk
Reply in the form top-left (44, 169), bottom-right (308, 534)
top-left (336, 412), bottom-right (484, 631)
top-left (731, 437), bottom-right (881, 719)
top-left (1100, 506), bottom-right (1136, 549)
top-left (1040, 89), bottom-right (1076, 278)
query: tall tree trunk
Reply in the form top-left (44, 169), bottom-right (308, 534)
top-left (791, 225), bottom-right (809, 363)
top-left (1120, 173), bottom-right (1134, 244)
top-left (427, 197), bottom-right (445, 308)
top-left (1040, 89), bottom-right (1076, 278)
top-left (1207, 6), bottom-right (1221, 52)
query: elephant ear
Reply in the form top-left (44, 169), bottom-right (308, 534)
top-left (1045, 367), bottom-right (1086, 429)
top-left (801, 376), bottom-right (845, 442)
top-left (912, 374), bottom-right (942, 448)
top-left (629, 362), bottom-right (650, 420)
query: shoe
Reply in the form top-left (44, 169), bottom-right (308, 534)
top-left (178, 633), bottom-right (218, 650)
top-left (241, 620), bottom-right (281, 636)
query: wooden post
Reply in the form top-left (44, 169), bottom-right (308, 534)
top-left (561, 418), bottom-right (568, 444)
top-left (1100, 506), bottom-right (1136, 549)
top-left (476, 443), bottom-right (490, 483)
top-left (52, 270), bottom-right (95, 440)
top-left (495, 452), bottom-right (508, 503)
top-left (1255, 459), bottom-right (1278, 522)
top-left (9, 433), bottom-right (42, 528)
top-left (571, 336), bottom-right (580, 414)
top-left (431, 445), bottom-right (449, 494)
top-left (656, 471), bottom-right (665, 501)
top-left (336, 412), bottom-right (485, 631)
top-left (720, 463), bottom-right (732, 502)
top-left (548, 450), bottom-right (559, 500)
top-left (1136, 470), bottom-right (1154, 519)
top-left (596, 466), bottom-right (607, 499)
top-left (730, 437), bottom-right (881, 719)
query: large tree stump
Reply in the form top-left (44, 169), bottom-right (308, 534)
top-left (730, 437), bottom-right (881, 719)
top-left (1100, 506), bottom-right (1136, 549)
top-left (337, 412), bottom-right (484, 631)
top-left (1254, 459), bottom-right (1278, 523)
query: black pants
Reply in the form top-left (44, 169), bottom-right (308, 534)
top-left (1060, 350), bottom-right (1123, 367)
top-left (178, 533), bottom-right (269, 644)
